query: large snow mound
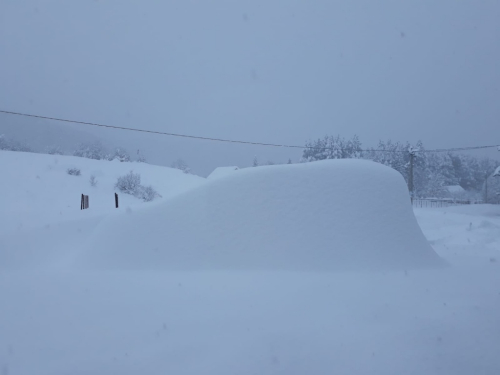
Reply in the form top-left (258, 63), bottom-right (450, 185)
top-left (79, 159), bottom-right (443, 271)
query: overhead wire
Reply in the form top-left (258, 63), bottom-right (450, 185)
top-left (0, 109), bottom-right (498, 154)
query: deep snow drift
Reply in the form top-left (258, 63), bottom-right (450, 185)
top-left (79, 159), bottom-right (442, 271)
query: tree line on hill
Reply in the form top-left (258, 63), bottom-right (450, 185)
top-left (255, 135), bottom-right (500, 202)
top-left (0, 134), bottom-right (192, 174)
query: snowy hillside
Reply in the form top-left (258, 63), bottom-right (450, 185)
top-left (0, 151), bottom-right (499, 374)
top-left (0, 150), bottom-right (206, 236)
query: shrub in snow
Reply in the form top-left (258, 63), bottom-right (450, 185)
top-left (138, 185), bottom-right (161, 202)
top-left (136, 150), bottom-right (147, 163)
top-left (171, 158), bottom-right (191, 174)
top-left (115, 171), bottom-right (141, 194)
top-left (73, 142), bottom-right (107, 160)
top-left (115, 171), bottom-right (161, 202)
top-left (111, 147), bottom-right (131, 162)
top-left (67, 168), bottom-right (81, 176)
top-left (0, 134), bottom-right (32, 152)
top-left (89, 175), bottom-right (98, 187)
top-left (47, 146), bottom-right (64, 155)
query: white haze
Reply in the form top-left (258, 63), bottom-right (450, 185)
top-left (1, 0), bottom-right (499, 175)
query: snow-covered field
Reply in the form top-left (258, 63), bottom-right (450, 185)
top-left (0, 151), bottom-right (499, 375)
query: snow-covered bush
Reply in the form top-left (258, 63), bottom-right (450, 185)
top-left (89, 175), bottom-right (98, 187)
top-left (110, 147), bottom-right (131, 162)
top-left (73, 142), bottom-right (107, 160)
top-left (0, 134), bottom-right (32, 152)
top-left (115, 171), bottom-right (160, 202)
top-left (171, 158), bottom-right (191, 174)
top-left (136, 150), bottom-right (147, 163)
top-left (47, 146), bottom-right (64, 155)
top-left (115, 171), bottom-right (141, 194)
top-left (137, 185), bottom-right (161, 202)
top-left (67, 168), bottom-right (81, 176)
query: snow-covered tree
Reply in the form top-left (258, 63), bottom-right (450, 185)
top-left (136, 149), bottom-right (147, 163)
top-left (302, 134), bottom-right (362, 162)
top-left (73, 142), bottom-right (107, 160)
top-left (111, 147), bottom-right (131, 162)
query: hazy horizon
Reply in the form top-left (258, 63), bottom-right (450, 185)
top-left (1, 0), bottom-right (499, 175)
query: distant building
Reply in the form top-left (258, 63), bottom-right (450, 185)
top-left (444, 185), bottom-right (465, 195)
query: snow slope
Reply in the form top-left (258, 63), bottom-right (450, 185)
top-left (0, 150), bottom-right (206, 236)
top-left (0, 150), bottom-right (206, 269)
top-left (79, 159), bottom-right (443, 271)
top-left (206, 166), bottom-right (239, 180)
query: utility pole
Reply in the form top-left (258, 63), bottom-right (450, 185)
top-left (408, 148), bottom-right (416, 204)
top-left (485, 172), bottom-right (488, 204)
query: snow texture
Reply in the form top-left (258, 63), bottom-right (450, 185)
top-left (79, 159), bottom-right (443, 271)
top-left (207, 166), bottom-right (239, 180)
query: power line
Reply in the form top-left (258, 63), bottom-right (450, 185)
top-left (0, 109), bottom-right (498, 154)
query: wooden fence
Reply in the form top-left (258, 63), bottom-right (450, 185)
top-left (412, 198), bottom-right (473, 208)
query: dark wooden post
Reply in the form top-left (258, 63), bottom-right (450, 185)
top-left (81, 194), bottom-right (84, 210)
top-left (115, 193), bottom-right (119, 208)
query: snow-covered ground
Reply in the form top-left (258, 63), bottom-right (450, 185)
top-left (0, 151), bottom-right (499, 375)
top-left (0, 150), bottom-right (205, 236)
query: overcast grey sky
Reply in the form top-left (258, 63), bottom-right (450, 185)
top-left (0, 0), bottom-right (499, 175)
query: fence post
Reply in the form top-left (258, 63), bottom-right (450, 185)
top-left (115, 193), bottom-right (119, 208)
top-left (81, 194), bottom-right (84, 210)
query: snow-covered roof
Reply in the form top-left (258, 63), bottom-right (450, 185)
top-left (207, 166), bottom-right (239, 180)
top-left (493, 166), bottom-right (500, 177)
top-left (445, 185), bottom-right (465, 193)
